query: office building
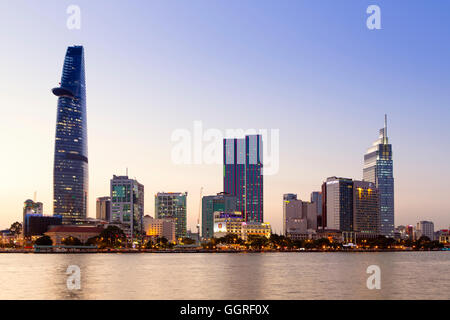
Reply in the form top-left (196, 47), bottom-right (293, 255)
top-left (224, 135), bottom-right (263, 222)
top-left (310, 191), bottom-right (323, 229)
top-left (353, 180), bottom-right (379, 235)
top-left (202, 192), bottom-right (237, 239)
top-left (52, 45), bottom-right (89, 224)
top-left (323, 177), bottom-right (354, 231)
top-left (416, 221), bottom-right (435, 240)
top-left (96, 196), bottom-right (111, 221)
top-left (110, 175), bottom-right (144, 239)
top-left (363, 115), bottom-right (394, 237)
top-left (155, 192), bottom-right (187, 240)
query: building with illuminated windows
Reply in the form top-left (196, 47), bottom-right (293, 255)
top-left (202, 192), bottom-right (237, 239)
top-left (363, 115), bottom-right (394, 237)
top-left (110, 175), bottom-right (144, 239)
top-left (155, 192), bottom-right (187, 240)
top-left (223, 135), bottom-right (263, 222)
top-left (52, 46), bottom-right (88, 224)
top-left (353, 180), bottom-right (379, 235)
top-left (322, 177), bottom-right (354, 232)
top-left (213, 211), bottom-right (245, 239)
top-left (143, 215), bottom-right (176, 243)
top-left (322, 177), bottom-right (380, 237)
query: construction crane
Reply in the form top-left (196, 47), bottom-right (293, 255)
top-left (197, 187), bottom-right (203, 243)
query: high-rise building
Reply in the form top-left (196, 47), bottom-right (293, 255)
top-left (223, 135), bottom-right (263, 222)
top-left (322, 177), bottom-right (380, 236)
top-left (202, 192), bottom-right (237, 239)
top-left (323, 177), bottom-right (354, 231)
top-left (353, 180), bottom-right (379, 235)
top-left (310, 191), bottom-right (323, 229)
top-left (23, 199), bottom-right (43, 226)
top-left (155, 192), bottom-right (187, 240)
top-left (363, 115), bottom-right (394, 237)
top-left (96, 196), bottom-right (111, 221)
top-left (52, 46), bottom-right (88, 224)
top-left (416, 221), bottom-right (434, 240)
top-left (110, 175), bottom-right (144, 239)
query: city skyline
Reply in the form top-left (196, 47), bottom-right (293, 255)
top-left (1, 1), bottom-right (450, 232)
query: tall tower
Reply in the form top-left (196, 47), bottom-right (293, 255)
top-left (223, 135), bottom-right (263, 222)
top-left (363, 115), bottom-right (394, 237)
top-left (52, 46), bottom-right (88, 224)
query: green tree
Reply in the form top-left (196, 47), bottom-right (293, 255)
top-left (85, 236), bottom-right (101, 246)
top-left (35, 235), bottom-right (53, 246)
top-left (62, 236), bottom-right (82, 246)
top-left (182, 237), bottom-right (195, 245)
top-left (246, 235), bottom-right (269, 250)
top-left (98, 226), bottom-right (127, 248)
top-left (9, 221), bottom-right (22, 236)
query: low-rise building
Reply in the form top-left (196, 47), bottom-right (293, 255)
top-left (241, 222), bottom-right (271, 241)
top-left (45, 225), bottom-right (103, 245)
top-left (143, 215), bottom-right (176, 243)
top-left (214, 211), bottom-right (244, 239)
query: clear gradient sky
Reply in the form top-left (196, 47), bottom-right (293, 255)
top-left (1, 1), bottom-right (449, 232)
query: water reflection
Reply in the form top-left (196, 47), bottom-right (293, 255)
top-left (0, 252), bottom-right (448, 300)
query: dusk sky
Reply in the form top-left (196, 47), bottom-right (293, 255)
top-left (1, 0), bottom-right (449, 231)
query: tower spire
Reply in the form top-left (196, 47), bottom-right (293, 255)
top-left (384, 114), bottom-right (388, 143)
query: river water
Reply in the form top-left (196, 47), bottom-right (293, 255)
top-left (0, 252), bottom-right (448, 299)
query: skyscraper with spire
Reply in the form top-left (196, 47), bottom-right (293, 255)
top-left (363, 115), bottom-right (394, 237)
top-left (52, 46), bottom-right (88, 223)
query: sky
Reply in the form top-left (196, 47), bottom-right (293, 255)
top-left (0, 0), bottom-right (449, 232)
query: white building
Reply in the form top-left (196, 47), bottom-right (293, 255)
top-left (416, 221), bottom-right (434, 240)
top-left (143, 215), bottom-right (176, 243)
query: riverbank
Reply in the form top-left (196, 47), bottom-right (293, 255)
top-left (0, 248), bottom-right (448, 254)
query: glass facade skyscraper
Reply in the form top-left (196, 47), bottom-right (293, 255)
top-left (363, 115), bottom-right (394, 237)
top-left (223, 135), bottom-right (263, 222)
top-left (52, 46), bottom-right (88, 224)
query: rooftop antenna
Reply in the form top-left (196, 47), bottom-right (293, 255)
top-left (33, 191), bottom-right (37, 202)
top-left (126, 167), bottom-right (128, 177)
top-left (384, 114), bottom-right (388, 143)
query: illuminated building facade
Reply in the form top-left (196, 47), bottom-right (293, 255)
top-left (213, 211), bottom-right (245, 239)
top-left (155, 192), bottom-right (187, 239)
top-left (143, 215), bottom-right (176, 243)
top-left (353, 180), bottom-right (379, 235)
top-left (202, 192), bottom-right (237, 239)
top-left (223, 135), bottom-right (263, 222)
top-left (363, 115), bottom-right (394, 237)
top-left (52, 46), bottom-right (88, 223)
